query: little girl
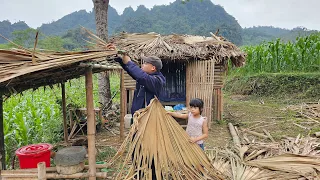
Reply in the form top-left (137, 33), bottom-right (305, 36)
top-left (167, 98), bottom-right (208, 150)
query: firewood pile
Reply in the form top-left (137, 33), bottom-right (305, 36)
top-left (206, 123), bottom-right (320, 180)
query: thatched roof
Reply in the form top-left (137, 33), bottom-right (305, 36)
top-left (112, 32), bottom-right (246, 67)
top-left (0, 48), bottom-right (118, 95)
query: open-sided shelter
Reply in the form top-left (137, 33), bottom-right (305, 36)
top-left (0, 48), bottom-right (119, 179)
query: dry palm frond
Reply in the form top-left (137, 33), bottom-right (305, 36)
top-left (205, 148), bottom-right (299, 180)
top-left (281, 136), bottom-right (320, 156)
top-left (285, 103), bottom-right (320, 119)
top-left (208, 123), bottom-right (320, 179)
top-left (109, 98), bottom-right (224, 180)
top-left (246, 153), bottom-right (320, 178)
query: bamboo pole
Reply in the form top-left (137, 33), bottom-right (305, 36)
top-left (220, 88), bottom-right (223, 121)
top-left (0, 94), bottom-right (5, 170)
top-left (1, 178), bottom-right (37, 180)
top-left (61, 83), bottom-right (68, 142)
top-left (244, 130), bottom-right (268, 139)
top-left (217, 89), bottom-right (221, 121)
top-left (31, 31), bottom-right (39, 64)
top-left (79, 63), bottom-right (121, 70)
top-left (0, 163), bottom-right (111, 174)
top-left (262, 129), bottom-right (276, 142)
top-left (186, 63), bottom-right (190, 111)
top-left (228, 123), bottom-right (240, 148)
top-left (1, 172), bottom-right (108, 179)
top-left (120, 70), bottom-right (125, 140)
top-left (37, 162), bottom-right (46, 180)
top-left (85, 67), bottom-right (96, 180)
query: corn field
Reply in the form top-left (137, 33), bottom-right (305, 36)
top-left (232, 33), bottom-right (320, 74)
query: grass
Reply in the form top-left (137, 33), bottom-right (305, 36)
top-left (224, 72), bottom-right (320, 102)
top-left (206, 92), bottom-right (319, 149)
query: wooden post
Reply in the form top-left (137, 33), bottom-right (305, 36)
top-left (61, 83), bottom-right (68, 142)
top-left (0, 94), bottom-right (5, 170)
top-left (217, 88), bottom-right (221, 121)
top-left (85, 68), bottom-right (96, 180)
top-left (186, 64), bottom-right (190, 109)
top-left (120, 70), bottom-right (125, 141)
top-left (220, 88), bottom-right (223, 121)
top-left (37, 162), bottom-right (46, 180)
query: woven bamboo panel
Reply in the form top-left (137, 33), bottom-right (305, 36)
top-left (213, 65), bottom-right (225, 88)
top-left (124, 72), bottom-right (136, 89)
top-left (186, 59), bottom-right (216, 127)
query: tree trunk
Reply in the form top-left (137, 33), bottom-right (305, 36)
top-left (92, 0), bottom-right (112, 110)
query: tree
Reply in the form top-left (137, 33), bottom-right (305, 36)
top-left (12, 28), bottom-right (37, 48)
top-left (92, 0), bottom-right (112, 111)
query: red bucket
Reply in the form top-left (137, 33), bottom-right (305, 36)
top-left (15, 143), bottom-right (52, 169)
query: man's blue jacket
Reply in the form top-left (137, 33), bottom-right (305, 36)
top-left (118, 60), bottom-right (166, 115)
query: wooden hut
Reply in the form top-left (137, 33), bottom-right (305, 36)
top-left (114, 32), bottom-right (246, 126)
top-left (0, 48), bottom-right (119, 179)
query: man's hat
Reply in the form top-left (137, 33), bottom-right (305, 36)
top-left (142, 56), bottom-right (163, 71)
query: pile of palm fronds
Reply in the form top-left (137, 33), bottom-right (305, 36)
top-left (206, 123), bottom-right (320, 180)
top-left (284, 102), bottom-right (320, 120)
top-left (109, 98), bottom-right (224, 180)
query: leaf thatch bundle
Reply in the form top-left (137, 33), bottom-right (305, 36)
top-left (109, 98), bottom-right (224, 180)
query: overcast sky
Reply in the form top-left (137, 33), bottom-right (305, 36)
top-left (0, 0), bottom-right (319, 30)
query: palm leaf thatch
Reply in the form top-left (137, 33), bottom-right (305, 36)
top-left (0, 33), bottom-right (120, 95)
top-left (209, 123), bottom-right (320, 179)
top-left (109, 98), bottom-right (224, 180)
top-left (246, 154), bottom-right (320, 177)
top-left (111, 32), bottom-right (246, 67)
top-left (206, 148), bottom-right (303, 180)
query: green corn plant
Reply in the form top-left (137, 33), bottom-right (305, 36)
top-left (3, 74), bottom-right (121, 168)
top-left (229, 32), bottom-right (320, 75)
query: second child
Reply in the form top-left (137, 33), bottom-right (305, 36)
top-left (167, 98), bottom-right (208, 150)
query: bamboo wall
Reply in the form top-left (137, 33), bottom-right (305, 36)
top-left (122, 60), bottom-right (226, 128)
top-left (186, 60), bottom-right (225, 127)
top-left (212, 64), bottom-right (225, 121)
top-left (186, 59), bottom-right (215, 127)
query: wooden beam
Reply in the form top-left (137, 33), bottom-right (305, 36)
top-left (186, 64), bottom-right (190, 110)
top-left (79, 63), bottom-right (121, 70)
top-left (85, 68), bottom-right (96, 180)
top-left (0, 94), bottom-right (5, 170)
top-left (120, 70), bottom-right (125, 141)
top-left (61, 83), bottom-right (68, 143)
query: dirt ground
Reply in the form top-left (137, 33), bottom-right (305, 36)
top-left (95, 94), bottom-right (320, 161)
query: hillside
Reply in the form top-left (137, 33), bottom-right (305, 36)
top-left (0, 21), bottom-right (30, 43)
top-left (0, 0), bottom-right (318, 46)
top-left (0, 0), bottom-right (243, 45)
top-left (242, 26), bottom-right (318, 45)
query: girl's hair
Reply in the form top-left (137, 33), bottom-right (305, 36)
top-left (189, 98), bottom-right (204, 114)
